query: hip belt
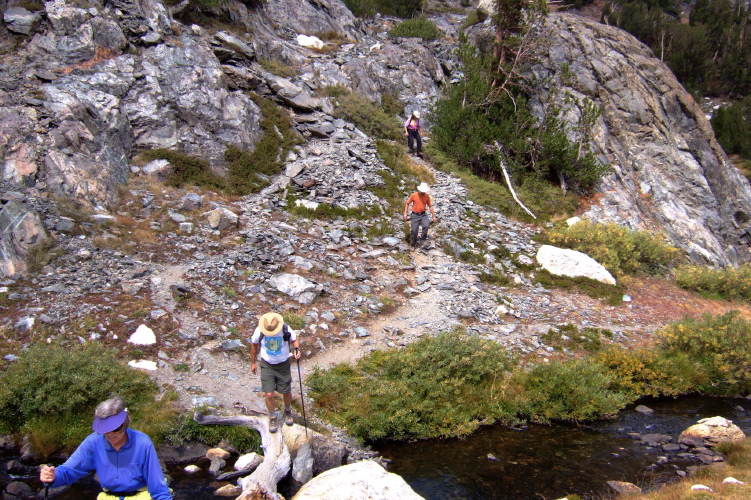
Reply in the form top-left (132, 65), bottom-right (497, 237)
top-left (412, 211), bottom-right (425, 215)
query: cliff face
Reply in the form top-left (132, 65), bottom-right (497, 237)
top-left (528, 14), bottom-right (751, 267)
top-left (1, 0), bottom-right (750, 271)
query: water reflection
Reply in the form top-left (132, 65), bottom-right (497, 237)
top-left (372, 396), bottom-right (751, 500)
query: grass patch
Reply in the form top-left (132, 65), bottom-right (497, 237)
top-left (281, 311), bottom-right (306, 330)
top-left (538, 220), bottom-right (680, 277)
top-left (323, 86), bottom-right (402, 141)
top-left (479, 269), bottom-right (512, 285)
top-left (675, 263), bottom-right (751, 303)
top-left (25, 238), bottom-right (57, 274)
top-left (388, 16), bottom-right (442, 40)
top-left (541, 324), bottom-right (614, 353)
top-left (534, 269), bottom-right (625, 305)
top-left (287, 198), bottom-right (382, 221)
top-left (258, 58), bottom-right (300, 78)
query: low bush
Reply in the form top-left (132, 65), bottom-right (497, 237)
top-left (538, 220), bottom-right (680, 276)
top-left (657, 311), bottom-right (751, 396)
top-left (227, 93), bottom-right (303, 195)
top-left (164, 412), bottom-right (261, 453)
top-left (594, 346), bottom-right (701, 399)
top-left (534, 269), bottom-right (625, 305)
top-left (258, 58), bottom-right (299, 78)
top-left (388, 17), bottom-right (441, 40)
top-left (308, 331), bottom-right (518, 440)
top-left (141, 149), bottom-right (226, 192)
top-left (512, 359), bottom-right (633, 423)
top-left (0, 343), bottom-right (164, 455)
top-left (427, 145), bottom-right (580, 223)
top-left (675, 263), bottom-right (751, 303)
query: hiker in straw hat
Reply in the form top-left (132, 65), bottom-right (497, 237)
top-left (250, 312), bottom-right (301, 433)
top-left (403, 182), bottom-right (437, 248)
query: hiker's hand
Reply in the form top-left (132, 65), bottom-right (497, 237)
top-left (294, 348), bottom-right (301, 360)
top-left (251, 362), bottom-right (257, 375)
top-left (40, 465), bottom-right (55, 483)
top-left (403, 214), bottom-right (408, 221)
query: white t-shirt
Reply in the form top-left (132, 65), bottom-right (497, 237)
top-left (251, 325), bottom-right (297, 364)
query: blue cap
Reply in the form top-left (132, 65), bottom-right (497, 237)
top-left (92, 409), bottom-right (127, 433)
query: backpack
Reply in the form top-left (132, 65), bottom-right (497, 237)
top-left (259, 324), bottom-right (292, 343)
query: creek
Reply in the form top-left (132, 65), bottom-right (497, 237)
top-left (371, 396), bottom-right (751, 499)
top-left (3, 396), bottom-right (750, 499)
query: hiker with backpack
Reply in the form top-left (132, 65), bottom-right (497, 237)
top-left (250, 312), bottom-right (301, 433)
top-left (38, 396), bottom-right (172, 500)
top-left (404, 110), bottom-right (422, 156)
top-left (404, 182), bottom-right (437, 248)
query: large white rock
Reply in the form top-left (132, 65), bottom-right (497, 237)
top-left (292, 460), bottom-right (424, 500)
top-left (269, 273), bottom-right (320, 304)
top-left (128, 324), bottom-right (156, 345)
top-left (536, 245), bottom-right (616, 285)
top-left (128, 359), bottom-right (157, 371)
top-left (296, 34), bottom-right (325, 50)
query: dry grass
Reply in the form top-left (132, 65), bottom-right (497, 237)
top-left (633, 440), bottom-right (751, 499)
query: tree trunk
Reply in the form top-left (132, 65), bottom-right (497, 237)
top-left (193, 413), bottom-right (290, 500)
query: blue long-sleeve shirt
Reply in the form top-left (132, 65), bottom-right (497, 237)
top-left (51, 429), bottom-right (172, 500)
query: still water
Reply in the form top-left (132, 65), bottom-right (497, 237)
top-left (372, 396), bottom-right (751, 499)
top-left (6, 397), bottom-right (751, 499)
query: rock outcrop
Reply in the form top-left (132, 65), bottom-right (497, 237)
top-left (525, 13), bottom-right (751, 267)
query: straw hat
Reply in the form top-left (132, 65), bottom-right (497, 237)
top-left (417, 182), bottom-right (430, 193)
top-left (259, 312), bottom-right (284, 335)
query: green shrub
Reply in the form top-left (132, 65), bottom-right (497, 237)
top-left (141, 149), bottom-right (226, 192)
top-left (594, 346), bottom-right (702, 399)
top-left (0, 343), bottom-right (161, 453)
top-left (325, 87), bottom-right (402, 141)
top-left (657, 311), bottom-right (751, 395)
top-left (308, 331), bottom-right (518, 440)
top-left (512, 359), bottom-right (633, 423)
top-left (226, 94), bottom-right (303, 195)
top-left (388, 17), bottom-right (441, 40)
top-left (675, 263), bottom-right (751, 303)
top-left (163, 412), bottom-right (261, 453)
top-left (538, 220), bottom-right (680, 276)
top-left (427, 145), bottom-right (580, 223)
top-left (534, 269), bottom-right (625, 305)
top-left (479, 269), bottom-right (512, 285)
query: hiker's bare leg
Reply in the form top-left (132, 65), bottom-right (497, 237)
top-left (282, 392), bottom-right (292, 406)
top-left (265, 392), bottom-right (276, 414)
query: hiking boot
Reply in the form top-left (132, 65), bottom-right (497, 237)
top-left (269, 415), bottom-right (278, 433)
top-left (285, 411), bottom-right (294, 426)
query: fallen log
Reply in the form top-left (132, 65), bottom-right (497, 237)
top-left (193, 412), bottom-right (290, 500)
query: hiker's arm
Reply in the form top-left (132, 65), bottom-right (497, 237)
top-left (292, 338), bottom-right (301, 360)
top-left (431, 199), bottom-right (437, 222)
top-left (403, 197), bottom-right (412, 220)
top-left (250, 342), bottom-right (259, 375)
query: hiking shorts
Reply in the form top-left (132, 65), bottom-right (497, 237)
top-left (98, 488), bottom-right (151, 500)
top-left (260, 358), bottom-right (292, 394)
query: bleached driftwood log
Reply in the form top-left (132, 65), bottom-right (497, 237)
top-left (193, 412), bottom-right (290, 500)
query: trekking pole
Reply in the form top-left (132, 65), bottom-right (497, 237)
top-left (296, 357), bottom-right (308, 438)
top-left (42, 465), bottom-right (50, 500)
